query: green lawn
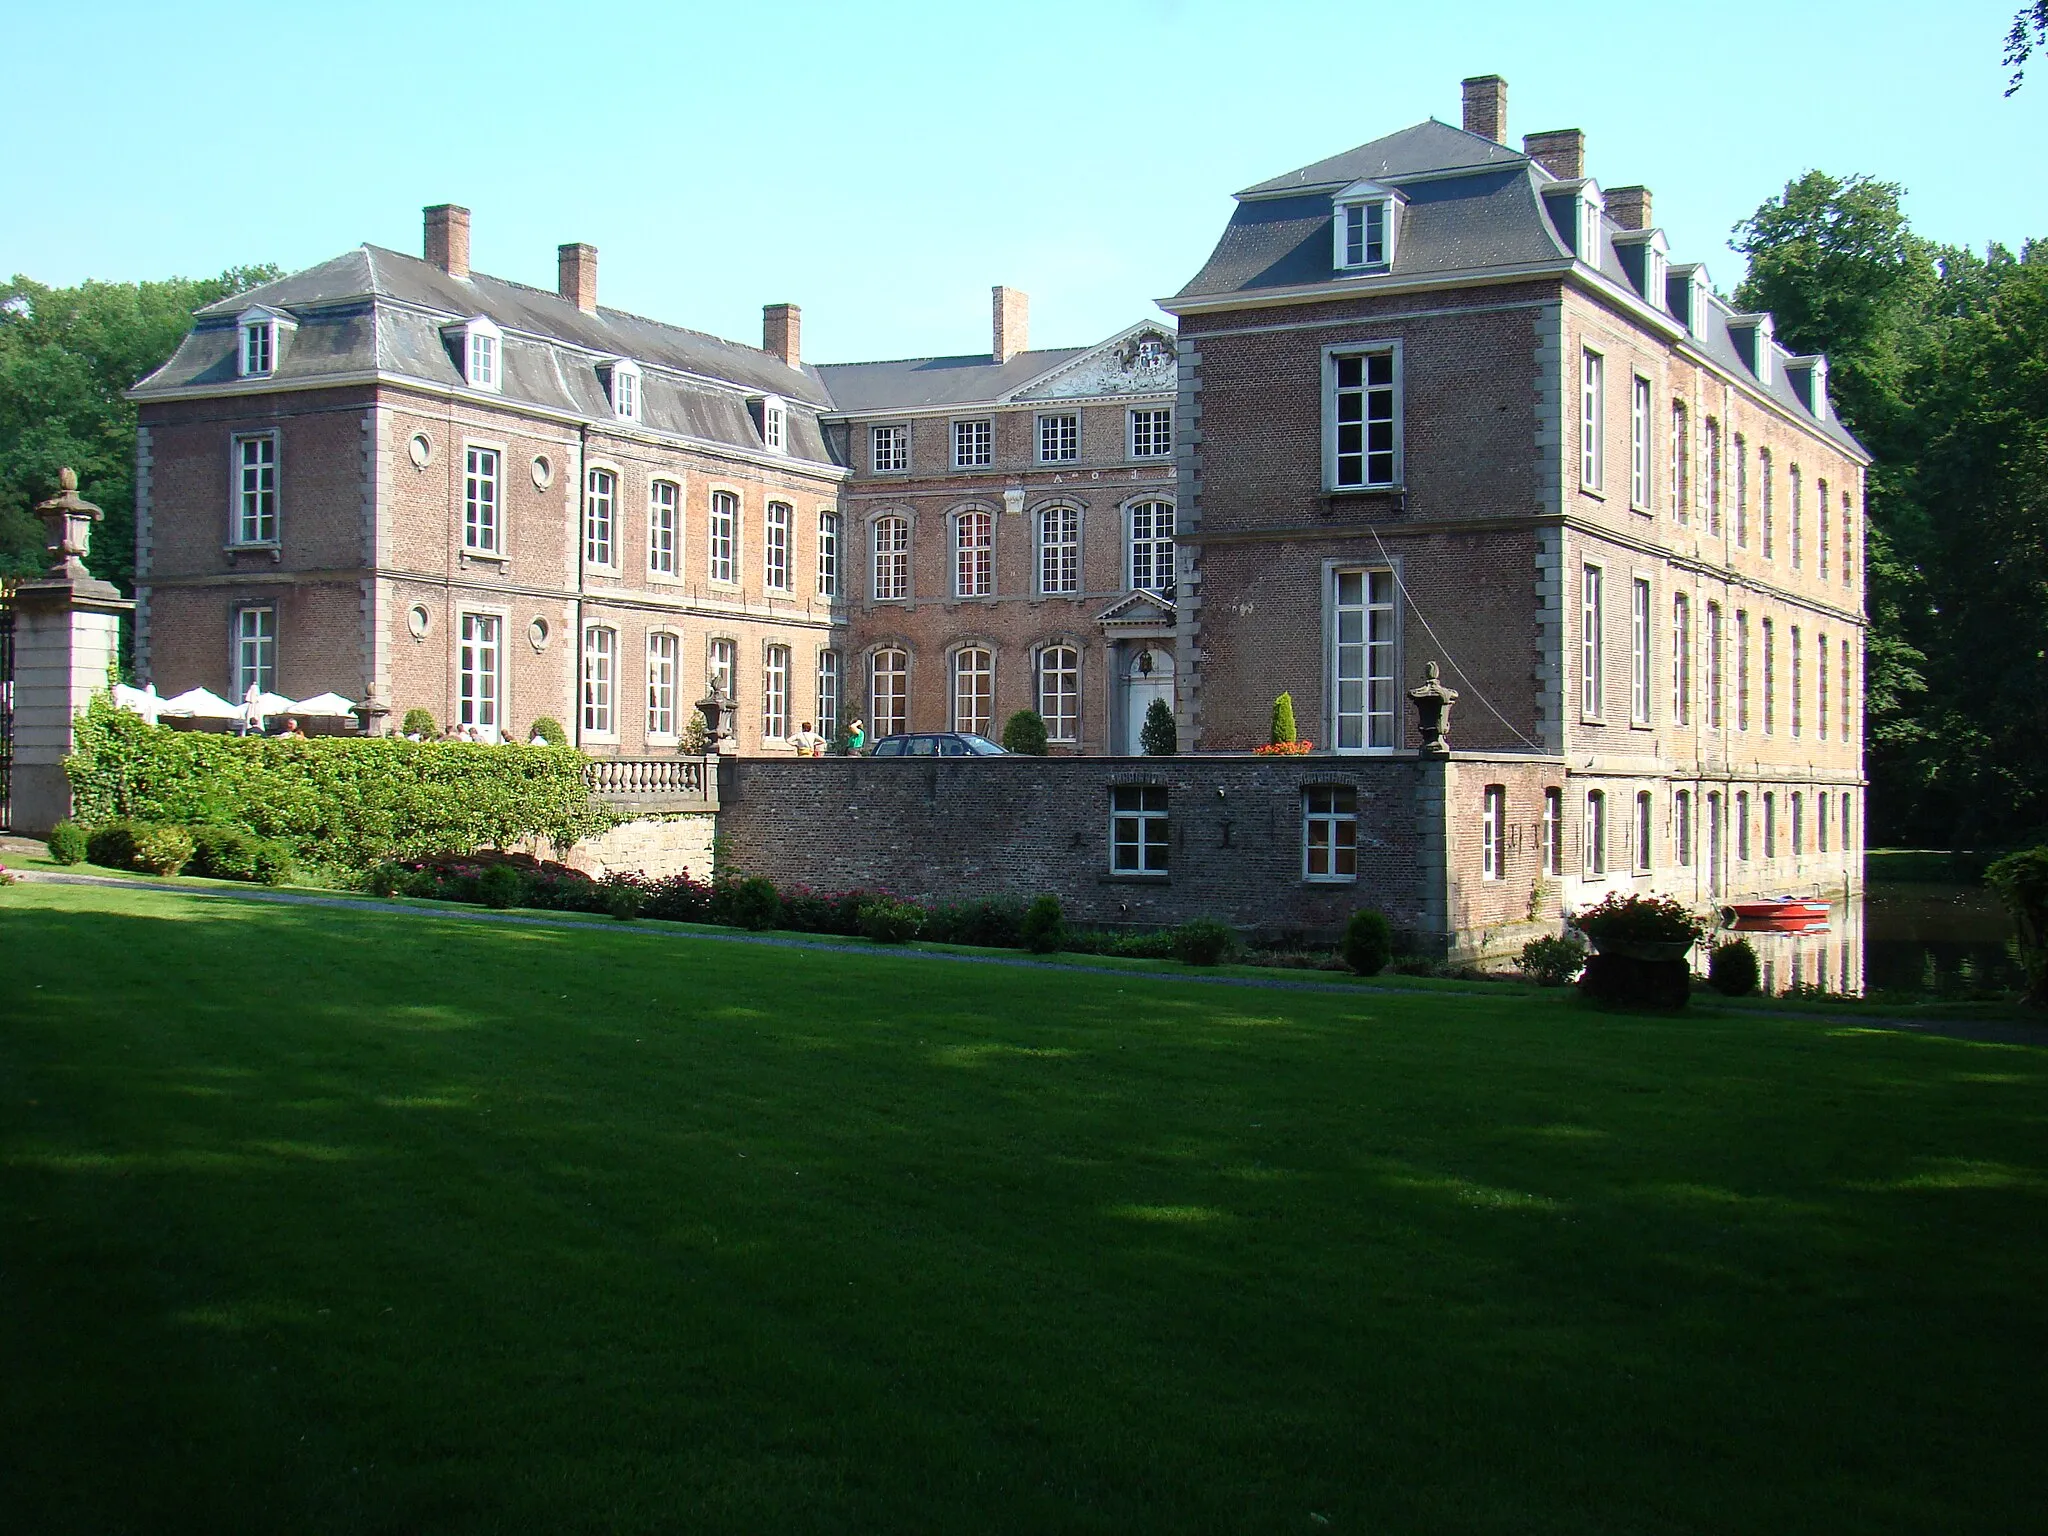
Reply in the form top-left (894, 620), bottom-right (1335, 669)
top-left (3, 880), bottom-right (2044, 1533)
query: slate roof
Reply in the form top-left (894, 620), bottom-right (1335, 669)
top-left (812, 347), bottom-right (1092, 413)
top-left (1238, 118), bottom-right (1525, 196)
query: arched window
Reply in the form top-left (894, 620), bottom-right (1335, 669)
top-left (1129, 501), bottom-right (1175, 594)
top-left (1039, 505), bottom-right (1079, 595)
top-left (953, 647), bottom-right (993, 735)
top-left (1038, 645), bottom-right (1079, 743)
top-left (870, 648), bottom-right (908, 737)
top-left (1635, 790), bottom-right (1654, 873)
top-left (1674, 788), bottom-right (1693, 867)
top-left (955, 509), bottom-right (992, 597)
top-left (872, 516), bottom-right (909, 601)
top-left (1583, 790), bottom-right (1607, 876)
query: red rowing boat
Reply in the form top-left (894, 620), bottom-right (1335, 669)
top-left (1727, 899), bottom-right (1831, 923)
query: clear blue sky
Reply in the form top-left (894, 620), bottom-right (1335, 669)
top-left (6, 0), bottom-right (2042, 363)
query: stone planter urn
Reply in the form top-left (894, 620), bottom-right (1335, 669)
top-left (1585, 937), bottom-right (1696, 963)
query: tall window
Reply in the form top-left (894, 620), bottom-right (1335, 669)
top-left (1305, 786), bottom-right (1359, 881)
top-left (463, 446), bottom-right (500, 552)
top-left (1791, 625), bottom-right (1804, 737)
top-left (1583, 789), bottom-right (1607, 876)
top-left (1818, 479), bottom-right (1831, 577)
top-left (1760, 449), bottom-right (1775, 559)
top-left (1581, 349), bottom-right (1605, 491)
top-left (1736, 791), bottom-right (1752, 860)
top-left (708, 638), bottom-right (737, 702)
top-left (1792, 792), bottom-right (1805, 856)
top-left (1818, 792), bottom-right (1831, 853)
top-left (1842, 639), bottom-right (1853, 740)
top-left (1842, 793), bottom-right (1854, 853)
top-left (1817, 633), bottom-right (1829, 740)
top-left (1483, 785), bottom-right (1507, 880)
top-left (1635, 790), bottom-right (1654, 873)
top-left (953, 420), bottom-right (991, 468)
top-left (1736, 610), bottom-right (1751, 731)
top-left (870, 648), bottom-right (908, 737)
top-left (871, 424), bottom-right (908, 473)
top-left (1705, 602), bottom-right (1723, 729)
top-left (647, 632), bottom-right (678, 737)
top-left (1630, 376), bottom-right (1652, 509)
top-left (763, 644), bottom-right (790, 740)
top-left (233, 605), bottom-right (275, 698)
top-left (955, 509), bottom-right (993, 597)
top-left (1704, 419), bottom-right (1723, 536)
top-left (1038, 645), bottom-right (1079, 743)
top-left (815, 650), bottom-right (841, 743)
top-left (1339, 199), bottom-right (1388, 267)
top-left (1039, 505), bottom-right (1079, 595)
top-left (1669, 400), bottom-right (1689, 523)
top-left (649, 480), bottom-right (679, 576)
top-left (234, 434), bottom-right (277, 545)
top-left (1789, 466), bottom-right (1804, 568)
top-left (1843, 494), bottom-right (1855, 588)
top-left (467, 329), bottom-right (497, 390)
top-left (1734, 434), bottom-right (1749, 547)
top-left (872, 515), bottom-right (909, 600)
top-left (611, 365), bottom-right (639, 422)
top-left (1543, 787), bottom-right (1563, 876)
top-left (584, 468), bottom-right (616, 567)
top-left (764, 502), bottom-right (792, 591)
top-left (241, 319), bottom-right (274, 377)
top-left (1675, 789), bottom-right (1693, 867)
top-left (708, 490), bottom-right (737, 583)
top-left (952, 647), bottom-right (993, 734)
top-left (1110, 786), bottom-right (1169, 874)
top-left (1630, 578), bottom-right (1652, 725)
top-left (582, 626), bottom-right (616, 735)
top-left (1037, 413), bottom-right (1079, 463)
top-left (1762, 618), bottom-right (1777, 735)
top-left (817, 512), bottom-right (840, 595)
top-left (1129, 502), bottom-right (1175, 594)
top-left (1581, 565), bottom-right (1605, 718)
top-left (458, 613), bottom-right (500, 737)
top-left (1334, 567), bottom-right (1396, 750)
top-left (1332, 348), bottom-right (1397, 488)
top-left (759, 399), bottom-right (785, 452)
top-left (1129, 408), bottom-right (1173, 459)
top-left (1763, 792), bottom-right (1777, 858)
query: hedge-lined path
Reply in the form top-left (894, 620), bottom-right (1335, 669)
top-left (9, 862), bottom-right (2044, 1048)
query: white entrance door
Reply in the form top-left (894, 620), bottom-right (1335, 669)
top-left (1124, 646), bottom-right (1174, 754)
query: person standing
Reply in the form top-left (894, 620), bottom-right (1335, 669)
top-left (845, 717), bottom-right (866, 756)
top-left (788, 720), bottom-right (824, 757)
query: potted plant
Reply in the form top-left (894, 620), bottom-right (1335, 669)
top-left (1568, 893), bottom-right (1708, 962)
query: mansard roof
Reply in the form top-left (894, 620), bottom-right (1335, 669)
top-left (815, 320), bottom-right (1176, 414)
top-left (1237, 118), bottom-right (1525, 197)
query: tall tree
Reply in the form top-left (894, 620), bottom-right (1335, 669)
top-left (2008, 2), bottom-right (2048, 93)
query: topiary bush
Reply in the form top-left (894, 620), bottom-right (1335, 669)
top-left (128, 823), bottom-right (196, 876)
top-left (714, 875), bottom-right (782, 932)
top-left (1001, 709), bottom-right (1049, 755)
top-left (601, 874), bottom-right (644, 921)
top-left (477, 862), bottom-right (526, 910)
top-left (401, 708), bottom-right (437, 739)
top-left (1172, 916), bottom-right (1235, 966)
top-left (1341, 907), bottom-right (1394, 976)
top-left (1270, 692), bottom-right (1298, 746)
top-left (187, 825), bottom-right (294, 885)
top-left (858, 896), bottom-right (925, 944)
top-left (45, 820), bottom-right (86, 865)
top-left (1517, 931), bottom-right (1587, 986)
top-left (1707, 937), bottom-right (1760, 996)
top-left (528, 717), bottom-right (568, 747)
top-left (1021, 894), bottom-right (1065, 954)
top-left (1140, 698), bottom-right (1177, 756)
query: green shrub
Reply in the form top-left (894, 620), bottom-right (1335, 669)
top-left (45, 820), bottom-right (87, 865)
top-left (478, 863), bottom-right (526, 910)
top-left (401, 708), bottom-right (437, 739)
top-left (858, 897), bottom-right (925, 944)
top-left (1707, 937), bottom-right (1760, 996)
top-left (1517, 931), bottom-right (1587, 986)
top-left (1172, 917), bottom-right (1235, 966)
top-left (1001, 709), bottom-right (1049, 755)
top-left (714, 875), bottom-right (782, 932)
top-left (1341, 908), bottom-right (1394, 975)
top-left (601, 875), bottom-right (644, 921)
top-left (1140, 698), bottom-right (1177, 756)
top-left (1021, 894), bottom-right (1065, 954)
top-left (1986, 846), bottom-right (2048, 1006)
top-left (528, 717), bottom-right (568, 747)
top-left (85, 821), bottom-right (142, 871)
top-left (187, 825), bottom-right (294, 885)
top-left (1270, 692), bottom-right (1298, 746)
top-left (1570, 892), bottom-right (1708, 950)
top-left (121, 822), bottom-right (195, 876)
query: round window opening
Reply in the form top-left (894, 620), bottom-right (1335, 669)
top-left (407, 604), bottom-right (430, 640)
top-left (528, 617), bottom-right (551, 653)
top-left (407, 432), bottom-right (433, 469)
top-left (531, 454), bottom-right (554, 489)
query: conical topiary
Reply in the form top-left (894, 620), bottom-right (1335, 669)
top-left (1140, 698), bottom-right (1178, 756)
top-left (1271, 692), bottom-right (1298, 745)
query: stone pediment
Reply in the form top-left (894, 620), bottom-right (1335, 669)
top-left (1009, 322), bottom-right (1177, 402)
top-left (1096, 588), bottom-right (1176, 629)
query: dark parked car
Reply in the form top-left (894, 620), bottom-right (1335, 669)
top-left (868, 732), bottom-right (1010, 757)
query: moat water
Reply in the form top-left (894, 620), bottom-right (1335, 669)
top-left (1728, 877), bottom-right (2024, 999)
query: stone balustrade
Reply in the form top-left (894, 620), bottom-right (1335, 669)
top-left (585, 755), bottom-right (716, 809)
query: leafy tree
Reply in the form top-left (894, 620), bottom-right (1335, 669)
top-left (2008, 2), bottom-right (2048, 93)
top-left (1000, 708), bottom-right (1048, 755)
top-left (1139, 698), bottom-right (1177, 756)
top-left (0, 266), bottom-right (279, 588)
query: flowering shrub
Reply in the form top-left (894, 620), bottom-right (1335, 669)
top-left (1569, 892), bottom-right (1708, 949)
top-left (1252, 739), bottom-right (1316, 756)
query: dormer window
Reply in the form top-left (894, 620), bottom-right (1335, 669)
top-left (1579, 184), bottom-right (1605, 263)
top-left (1613, 228), bottom-right (1671, 312)
top-left (1332, 182), bottom-right (1400, 272)
top-left (606, 360), bottom-right (642, 422)
top-left (446, 315), bottom-right (504, 393)
top-left (1728, 315), bottom-right (1776, 388)
top-left (757, 395), bottom-right (787, 452)
top-left (1669, 265), bottom-right (1713, 340)
top-left (235, 306), bottom-right (294, 379)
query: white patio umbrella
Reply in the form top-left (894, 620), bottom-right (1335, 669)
top-left (292, 691), bottom-right (358, 716)
top-left (158, 687), bottom-right (239, 720)
top-left (110, 683), bottom-right (164, 725)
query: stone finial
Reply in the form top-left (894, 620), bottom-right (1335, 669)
top-left (1407, 661), bottom-right (1461, 756)
top-left (34, 467), bottom-right (104, 581)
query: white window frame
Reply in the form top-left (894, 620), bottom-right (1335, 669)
top-left (761, 396), bottom-right (787, 454)
top-left (1583, 789), bottom-right (1607, 876)
top-left (1675, 789), bottom-right (1694, 867)
top-left (230, 431), bottom-right (279, 546)
top-left (1333, 195), bottom-right (1395, 272)
top-left (1038, 504), bottom-right (1080, 596)
top-left (1331, 565), bottom-right (1397, 752)
top-left (1581, 563), bottom-right (1605, 720)
top-left (463, 442), bottom-right (503, 554)
top-left (870, 647), bottom-right (908, 737)
top-left (1324, 341), bottom-right (1402, 491)
top-left (240, 317), bottom-right (275, 378)
top-left (951, 646), bottom-right (993, 735)
top-left (1482, 785), bottom-right (1506, 881)
top-left (815, 649), bottom-right (841, 743)
top-left (870, 423), bottom-right (908, 473)
top-left (1304, 785), bottom-right (1359, 882)
top-left (1036, 412), bottom-right (1079, 464)
top-left (1760, 449), bottom-right (1776, 559)
top-left (581, 625), bottom-right (618, 739)
top-left (708, 637), bottom-right (737, 703)
top-left (1128, 501), bottom-right (1175, 595)
top-left (954, 508), bottom-right (993, 598)
top-left (952, 419), bottom-right (992, 469)
top-left (707, 489), bottom-right (739, 585)
top-left (609, 360), bottom-right (642, 423)
top-left (458, 611), bottom-right (504, 740)
top-left (1736, 609), bottom-right (1751, 731)
top-left (1734, 434), bottom-right (1750, 548)
top-left (1578, 186), bottom-right (1606, 262)
top-left (1543, 787), bottom-right (1563, 876)
top-left (764, 501), bottom-right (793, 591)
top-left (1128, 407), bottom-right (1173, 460)
top-left (1763, 617), bottom-right (1777, 735)
top-left (1790, 464), bottom-right (1804, 568)
top-left (1634, 790), bottom-right (1654, 874)
top-left (1109, 785), bottom-right (1170, 875)
top-left (1669, 400), bottom-right (1689, 524)
top-left (1706, 602), bottom-right (1724, 730)
top-left (460, 316), bottom-right (503, 392)
top-left (1630, 375), bottom-right (1652, 510)
top-left (648, 479), bottom-right (680, 577)
top-left (762, 643), bottom-right (791, 739)
top-left (1704, 418), bottom-right (1722, 536)
top-left (1672, 593), bottom-right (1693, 727)
top-left (233, 604), bottom-right (276, 699)
top-left (1629, 577), bottom-right (1652, 726)
top-left (583, 466), bottom-right (618, 570)
top-left (1580, 348), bottom-right (1604, 492)
top-left (1038, 644), bottom-right (1079, 743)
top-left (646, 630), bottom-right (680, 740)
top-left (871, 514), bottom-right (909, 601)
top-left (817, 511), bottom-right (841, 596)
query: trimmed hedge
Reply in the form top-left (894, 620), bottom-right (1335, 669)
top-left (67, 699), bottom-right (616, 870)
top-left (46, 821), bottom-right (87, 865)
top-left (187, 826), bottom-right (294, 885)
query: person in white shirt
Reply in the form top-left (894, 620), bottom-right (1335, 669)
top-left (787, 721), bottom-right (825, 757)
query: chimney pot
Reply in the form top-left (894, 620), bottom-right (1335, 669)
top-left (1521, 129), bottom-right (1585, 181)
top-left (992, 286), bottom-right (1029, 364)
top-left (763, 302), bottom-right (801, 369)
top-left (1460, 74), bottom-right (1507, 143)
top-left (558, 243), bottom-right (598, 314)
top-left (1606, 186), bottom-right (1652, 231)
top-left (425, 204), bottom-right (471, 279)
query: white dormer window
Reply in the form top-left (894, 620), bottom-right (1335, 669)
top-left (1578, 184), bottom-right (1605, 263)
top-left (761, 396), bottom-right (787, 452)
top-left (609, 360), bottom-right (641, 421)
top-left (447, 314), bottom-right (503, 392)
top-left (1646, 244), bottom-right (1668, 311)
top-left (235, 306), bottom-right (293, 379)
top-left (1688, 268), bottom-right (1712, 340)
top-left (1332, 182), bottom-right (1400, 272)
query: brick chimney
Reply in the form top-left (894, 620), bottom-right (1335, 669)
top-left (763, 303), bottom-right (800, 368)
top-left (1461, 74), bottom-right (1507, 143)
top-left (558, 243), bottom-right (598, 313)
top-left (1607, 187), bottom-right (1652, 231)
top-left (993, 285), bottom-right (1029, 363)
top-left (424, 204), bottom-right (471, 279)
top-left (1522, 129), bottom-right (1584, 181)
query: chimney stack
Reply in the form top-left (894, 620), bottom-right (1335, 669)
top-left (1461, 74), bottom-right (1507, 143)
top-left (1606, 186), bottom-right (1652, 231)
top-left (558, 242), bottom-right (598, 313)
top-left (992, 285), bottom-right (1029, 363)
top-left (763, 303), bottom-right (801, 369)
top-left (1521, 129), bottom-right (1585, 181)
top-left (424, 204), bottom-right (471, 279)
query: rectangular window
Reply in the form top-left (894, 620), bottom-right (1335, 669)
top-left (1583, 790), bottom-right (1607, 876)
top-left (581, 626), bottom-right (616, 736)
top-left (708, 637), bottom-right (736, 702)
top-left (1736, 791), bottom-right (1752, 860)
top-left (233, 605), bottom-right (275, 699)
top-left (242, 321), bottom-right (272, 377)
top-left (872, 516), bottom-right (909, 601)
top-left (1792, 793), bottom-right (1805, 856)
top-left (952, 647), bottom-right (993, 735)
top-left (1037, 413), bottom-right (1079, 463)
top-left (1704, 419), bottom-right (1722, 536)
top-left (1842, 639), bottom-right (1853, 740)
top-left (1340, 200), bottom-right (1387, 267)
top-left (1581, 565), bottom-right (1605, 718)
top-left (1819, 792), bottom-right (1831, 853)
top-left (1635, 790), bottom-right (1654, 873)
top-left (1736, 610), bottom-right (1751, 731)
top-left (815, 650), bottom-right (841, 743)
top-left (463, 446), bottom-right (500, 553)
top-left (1843, 495), bottom-right (1855, 588)
top-left (1038, 646), bottom-right (1079, 743)
top-left (870, 648), bottom-right (907, 737)
top-left (613, 367), bottom-right (638, 422)
top-left (817, 512), bottom-right (840, 596)
top-left (765, 502), bottom-right (792, 591)
top-left (955, 510), bottom-right (993, 597)
top-left (1818, 479), bottom-right (1831, 577)
top-left (584, 468), bottom-right (616, 568)
top-left (1705, 602), bottom-right (1723, 729)
top-left (953, 419), bottom-right (992, 468)
top-left (708, 490), bottom-right (737, 583)
top-left (1129, 408), bottom-right (1173, 459)
top-left (1543, 787), bottom-right (1563, 877)
top-left (1483, 785), bottom-right (1506, 881)
top-left (1581, 350), bottom-right (1605, 491)
top-left (1842, 792), bottom-right (1854, 852)
top-left (1734, 435), bottom-right (1749, 547)
top-left (1110, 786), bottom-right (1169, 874)
top-left (1333, 567), bottom-right (1396, 750)
top-left (1761, 450), bottom-right (1776, 559)
top-left (763, 644), bottom-right (790, 740)
top-left (871, 425), bottom-right (908, 473)
top-left (1304, 786), bottom-right (1359, 881)
top-left (233, 433), bottom-right (277, 545)
top-left (458, 613), bottom-right (501, 737)
top-left (649, 480), bottom-right (679, 576)
top-left (764, 402), bottom-right (785, 452)
top-left (1763, 792), bottom-right (1777, 858)
top-left (1129, 501), bottom-right (1175, 594)
top-left (1817, 633), bottom-right (1829, 740)
top-left (468, 331), bottom-right (497, 389)
top-left (1675, 789), bottom-right (1694, 867)
top-left (1790, 466), bottom-right (1804, 568)
top-left (1630, 578), bottom-right (1652, 725)
top-left (1331, 348), bottom-right (1398, 488)
top-left (1763, 618), bottom-right (1777, 735)
top-left (647, 631), bottom-right (678, 737)
top-left (1791, 625), bottom-right (1804, 737)
top-left (1039, 505), bottom-right (1079, 595)
top-left (1670, 401), bottom-right (1689, 523)
top-left (1630, 376), bottom-right (1652, 509)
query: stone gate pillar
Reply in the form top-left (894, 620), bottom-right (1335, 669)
top-left (10, 470), bottom-right (133, 837)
